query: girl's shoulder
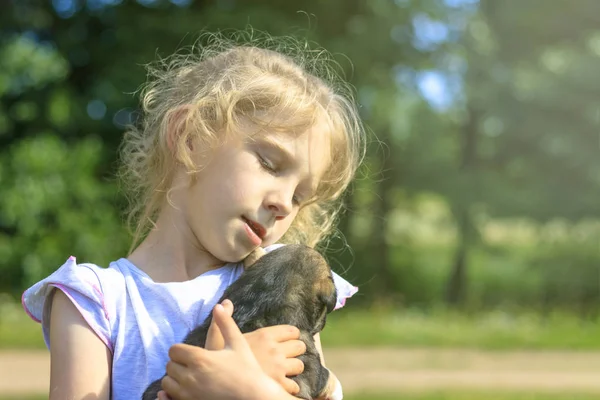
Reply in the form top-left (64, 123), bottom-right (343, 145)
top-left (22, 256), bottom-right (124, 352)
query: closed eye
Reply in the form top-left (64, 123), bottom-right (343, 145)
top-left (292, 194), bottom-right (301, 206)
top-left (257, 153), bottom-right (277, 174)
top-left (256, 151), bottom-right (305, 207)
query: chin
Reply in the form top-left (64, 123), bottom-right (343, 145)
top-left (217, 242), bottom-right (254, 264)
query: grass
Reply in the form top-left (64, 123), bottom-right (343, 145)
top-left (1, 307), bottom-right (45, 349)
top-left (0, 398), bottom-right (44, 400)
top-left (1, 319), bottom-right (45, 349)
top-left (3, 299), bottom-right (600, 350)
top-left (320, 307), bottom-right (600, 350)
top-left (0, 397), bottom-right (45, 400)
top-left (3, 393), bottom-right (599, 400)
top-left (346, 393), bottom-right (600, 400)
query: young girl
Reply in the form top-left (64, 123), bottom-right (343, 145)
top-left (22, 31), bottom-right (364, 400)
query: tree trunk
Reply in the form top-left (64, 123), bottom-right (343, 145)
top-left (445, 207), bottom-right (471, 305)
top-left (445, 105), bottom-right (479, 306)
top-left (370, 133), bottom-right (396, 299)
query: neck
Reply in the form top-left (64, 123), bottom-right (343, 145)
top-left (127, 206), bottom-right (225, 283)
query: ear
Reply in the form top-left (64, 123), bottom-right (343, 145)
top-left (313, 285), bottom-right (337, 333)
top-left (313, 305), bottom-right (328, 334)
top-left (243, 247), bottom-right (266, 269)
top-left (321, 280), bottom-right (337, 314)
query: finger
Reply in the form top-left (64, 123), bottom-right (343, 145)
top-left (257, 324), bottom-right (300, 342)
top-left (161, 375), bottom-right (181, 399)
top-left (220, 298), bottom-right (234, 314)
top-left (213, 303), bottom-right (249, 352)
top-left (169, 343), bottom-right (206, 366)
top-left (280, 339), bottom-right (307, 358)
top-left (157, 391), bottom-right (171, 400)
top-left (205, 316), bottom-right (225, 351)
top-left (281, 377), bottom-right (301, 395)
top-left (284, 358), bottom-right (305, 376)
top-left (205, 299), bottom-right (235, 350)
top-left (165, 360), bottom-right (188, 382)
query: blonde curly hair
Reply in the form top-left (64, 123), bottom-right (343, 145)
top-left (119, 30), bottom-right (365, 253)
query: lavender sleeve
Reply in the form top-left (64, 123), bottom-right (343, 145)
top-left (21, 256), bottom-right (114, 352)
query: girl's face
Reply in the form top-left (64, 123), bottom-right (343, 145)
top-left (176, 122), bottom-right (331, 263)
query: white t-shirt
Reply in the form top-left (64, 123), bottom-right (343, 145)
top-left (21, 244), bottom-right (358, 399)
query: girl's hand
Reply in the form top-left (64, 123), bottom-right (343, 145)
top-left (160, 300), bottom-right (296, 400)
top-left (242, 325), bottom-right (306, 394)
top-left (205, 307), bottom-right (306, 395)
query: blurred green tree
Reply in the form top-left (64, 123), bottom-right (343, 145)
top-left (0, 0), bottom-right (597, 313)
top-left (440, 0), bottom-right (600, 307)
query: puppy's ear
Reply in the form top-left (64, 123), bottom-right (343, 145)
top-left (320, 283), bottom-right (337, 314)
top-left (313, 282), bottom-right (337, 334)
top-left (243, 247), bottom-right (266, 269)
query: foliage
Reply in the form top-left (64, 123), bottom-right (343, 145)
top-left (0, 135), bottom-right (129, 294)
top-left (0, 1), bottom-right (597, 312)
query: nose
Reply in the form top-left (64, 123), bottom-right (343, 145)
top-left (264, 185), bottom-right (295, 220)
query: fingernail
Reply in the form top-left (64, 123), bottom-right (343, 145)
top-left (215, 304), bottom-right (224, 312)
top-left (221, 299), bottom-right (232, 306)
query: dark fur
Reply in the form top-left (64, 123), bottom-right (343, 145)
top-left (143, 244), bottom-right (337, 400)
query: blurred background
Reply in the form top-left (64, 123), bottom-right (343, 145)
top-left (0, 0), bottom-right (599, 399)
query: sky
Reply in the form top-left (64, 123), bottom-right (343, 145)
top-left (412, 0), bottom-right (479, 111)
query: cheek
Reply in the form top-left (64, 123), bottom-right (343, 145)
top-left (269, 210), bottom-right (299, 243)
top-left (227, 171), bottom-right (262, 204)
top-left (213, 156), bottom-right (258, 201)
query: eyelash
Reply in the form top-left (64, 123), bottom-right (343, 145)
top-left (258, 154), bottom-right (277, 174)
top-left (257, 154), bottom-right (302, 206)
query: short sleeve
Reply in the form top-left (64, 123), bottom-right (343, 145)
top-left (263, 244), bottom-right (358, 310)
top-left (21, 256), bottom-right (113, 353)
top-left (331, 272), bottom-right (358, 310)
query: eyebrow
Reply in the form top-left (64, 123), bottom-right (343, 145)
top-left (258, 136), bottom-right (296, 165)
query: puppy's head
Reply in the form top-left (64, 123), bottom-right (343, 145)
top-left (269, 245), bottom-right (337, 334)
top-left (235, 244), bottom-right (337, 334)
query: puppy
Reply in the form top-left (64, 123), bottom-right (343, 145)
top-left (143, 244), bottom-right (338, 400)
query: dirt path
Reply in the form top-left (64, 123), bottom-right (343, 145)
top-left (326, 348), bottom-right (600, 393)
top-left (2, 348), bottom-right (599, 395)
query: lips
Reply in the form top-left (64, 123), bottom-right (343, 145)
top-left (243, 217), bottom-right (267, 239)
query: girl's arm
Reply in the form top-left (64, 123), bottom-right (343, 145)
top-left (48, 289), bottom-right (112, 400)
top-left (314, 332), bottom-right (326, 366)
